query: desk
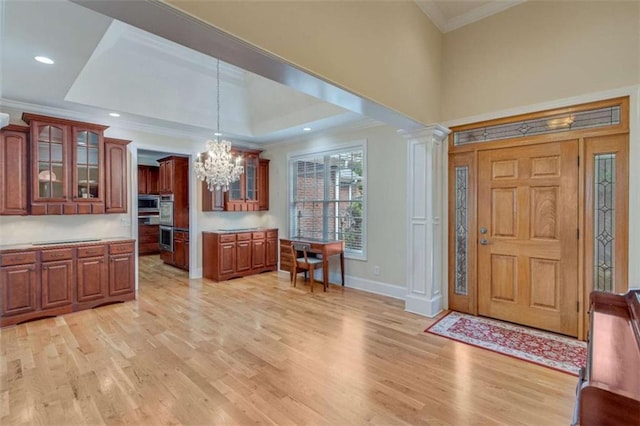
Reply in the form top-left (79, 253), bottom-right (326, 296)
top-left (280, 238), bottom-right (345, 289)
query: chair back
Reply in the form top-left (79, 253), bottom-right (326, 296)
top-left (291, 242), bottom-right (311, 264)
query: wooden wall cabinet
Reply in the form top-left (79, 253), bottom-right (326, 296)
top-left (202, 150), bottom-right (270, 212)
top-left (202, 229), bottom-right (278, 281)
top-left (0, 240), bottom-right (135, 327)
top-left (158, 156), bottom-right (189, 229)
top-left (138, 165), bottom-right (159, 195)
top-left (0, 126), bottom-right (29, 215)
top-left (105, 138), bottom-right (130, 213)
top-left (0, 114), bottom-right (130, 216)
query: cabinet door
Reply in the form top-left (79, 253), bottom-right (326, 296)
top-left (220, 243), bottom-right (235, 275)
top-left (138, 166), bottom-right (148, 194)
top-left (202, 185), bottom-right (224, 211)
top-left (0, 128), bottom-right (29, 215)
top-left (0, 264), bottom-right (37, 316)
top-left (109, 253), bottom-right (134, 296)
top-left (147, 166), bottom-right (159, 195)
top-left (245, 154), bottom-right (258, 202)
top-left (159, 159), bottom-right (174, 194)
top-left (236, 241), bottom-right (251, 272)
top-left (266, 238), bottom-right (278, 267)
top-left (41, 259), bottom-right (74, 309)
top-left (174, 231), bottom-right (185, 269)
top-left (73, 128), bottom-right (103, 203)
top-left (252, 239), bottom-right (266, 269)
top-left (105, 138), bottom-right (129, 213)
top-left (77, 256), bottom-right (108, 302)
top-left (258, 159), bottom-right (269, 211)
top-left (31, 121), bottom-right (69, 203)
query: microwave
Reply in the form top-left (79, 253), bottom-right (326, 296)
top-left (138, 195), bottom-right (160, 213)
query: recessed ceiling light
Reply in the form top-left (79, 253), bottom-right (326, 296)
top-left (109, 112), bottom-right (121, 117)
top-left (214, 132), bottom-right (222, 136)
top-left (34, 56), bottom-right (54, 65)
top-left (303, 127), bottom-right (311, 132)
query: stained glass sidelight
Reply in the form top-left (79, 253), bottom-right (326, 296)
top-left (454, 106), bottom-right (621, 146)
top-left (593, 154), bottom-right (616, 292)
top-left (454, 166), bottom-right (469, 295)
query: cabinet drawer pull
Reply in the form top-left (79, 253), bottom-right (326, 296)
top-left (50, 253), bottom-right (64, 258)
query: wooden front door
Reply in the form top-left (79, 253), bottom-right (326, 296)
top-left (477, 140), bottom-right (579, 336)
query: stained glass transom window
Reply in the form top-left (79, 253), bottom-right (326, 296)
top-left (454, 166), bottom-right (469, 296)
top-left (454, 106), bottom-right (621, 146)
top-left (593, 154), bottom-right (616, 292)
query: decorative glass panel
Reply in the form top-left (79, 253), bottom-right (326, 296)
top-left (593, 154), bottom-right (616, 292)
top-left (454, 166), bottom-right (469, 295)
top-left (75, 130), bottom-right (99, 199)
top-left (37, 125), bottom-right (64, 199)
top-left (454, 106), bottom-right (621, 145)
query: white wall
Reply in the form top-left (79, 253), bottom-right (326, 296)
top-left (442, 1), bottom-right (640, 121)
top-left (263, 123), bottom-right (407, 296)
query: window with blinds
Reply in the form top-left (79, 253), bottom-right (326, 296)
top-left (289, 144), bottom-right (366, 258)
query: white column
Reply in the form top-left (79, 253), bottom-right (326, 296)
top-left (399, 125), bottom-right (450, 317)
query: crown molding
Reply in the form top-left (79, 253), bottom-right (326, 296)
top-left (416, 0), bottom-right (525, 33)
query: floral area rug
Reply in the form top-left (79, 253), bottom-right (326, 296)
top-left (425, 311), bottom-right (586, 375)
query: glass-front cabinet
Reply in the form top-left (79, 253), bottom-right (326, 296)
top-left (35, 123), bottom-right (68, 200)
top-left (73, 128), bottom-right (102, 201)
top-left (24, 114), bottom-right (107, 215)
top-left (202, 149), bottom-right (268, 212)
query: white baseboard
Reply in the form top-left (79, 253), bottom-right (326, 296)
top-left (405, 294), bottom-right (443, 318)
top-left (343, 275), bottom-right (406, 300)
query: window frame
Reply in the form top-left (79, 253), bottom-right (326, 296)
top-left (287, 140), bottom-right (367, 261)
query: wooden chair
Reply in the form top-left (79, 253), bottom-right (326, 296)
top-left (290, 242), bottom-right (325, 292)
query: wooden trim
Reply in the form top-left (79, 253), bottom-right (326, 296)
top-left (1, 124), bottom-right (29, 133)
top-left (22, 113), bottom-right (109, 131)
top-left (448, 97), bottom-right (629, 153)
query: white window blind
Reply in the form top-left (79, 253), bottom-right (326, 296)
top-left (289, 144), bottom-right (366, 258)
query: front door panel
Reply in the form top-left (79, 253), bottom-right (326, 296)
top-left (477, 140), bottom-right (579, 336)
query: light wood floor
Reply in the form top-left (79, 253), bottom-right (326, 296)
top-left (1, 255), bottom-right (577, 425)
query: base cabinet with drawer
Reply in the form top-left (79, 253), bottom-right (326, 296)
top-left (0, 239), bottom-right (135, 327)
top-left (203, 229), bottom-right (278, 281)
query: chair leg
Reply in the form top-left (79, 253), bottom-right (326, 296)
top-left (309, 265), bottom-right (314, 293)
top-left (323, 271), bottom-right (327, 292)
top-left (293, 268), bottom-right (297, 288)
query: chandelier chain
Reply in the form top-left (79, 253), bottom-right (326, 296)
top-left (194, 58), bottom-right (243, 192)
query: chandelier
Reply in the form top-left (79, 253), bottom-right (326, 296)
top-left (194, 59), bottom-right (243, 192)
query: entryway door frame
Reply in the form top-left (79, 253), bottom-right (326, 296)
top-left (447, 96), bottom-right (630, 340)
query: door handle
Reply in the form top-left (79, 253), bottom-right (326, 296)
top-left (480, 238), bottom-right (490, 245)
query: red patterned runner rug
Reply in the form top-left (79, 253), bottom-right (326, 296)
top-left (425, 311), bottom-right (586, 375)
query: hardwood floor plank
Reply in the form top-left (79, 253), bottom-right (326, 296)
top-left (0, 255), bottom-right (578, 425)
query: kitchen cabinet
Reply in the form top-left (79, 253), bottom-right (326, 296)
top-left (172, 230), bottom-right (189, 270)
top-left (24, 113), bottom-right (109, 215)
top-left (138, 165), bottom-right (159, 195)
top-left (0, 252), bottom-right (37, 318)
top-left (138, 224), bottom-right (160, 255)
top-left (202, 229), bottom-right (278, 281)
top-left (105, 138), bottom-right (131, 214)
top-left (0, 125), bottom-right (29, 215)
top-left (3, 113), bottom-right (129, 216)
top-left (258, 159), bottom-right (270, 211)
top-left (201, 150), bottom-right (270, 212)
top-left (158, 156), bottom-right (189, 229)
top-left (40, 249), bottom-right (74, 310)
top-left (76, 245), bottom-right (108, 305)
top-left (108, 243), bottom-right (135, 297)
top-left (0, 239), bottom-right (135, 327)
